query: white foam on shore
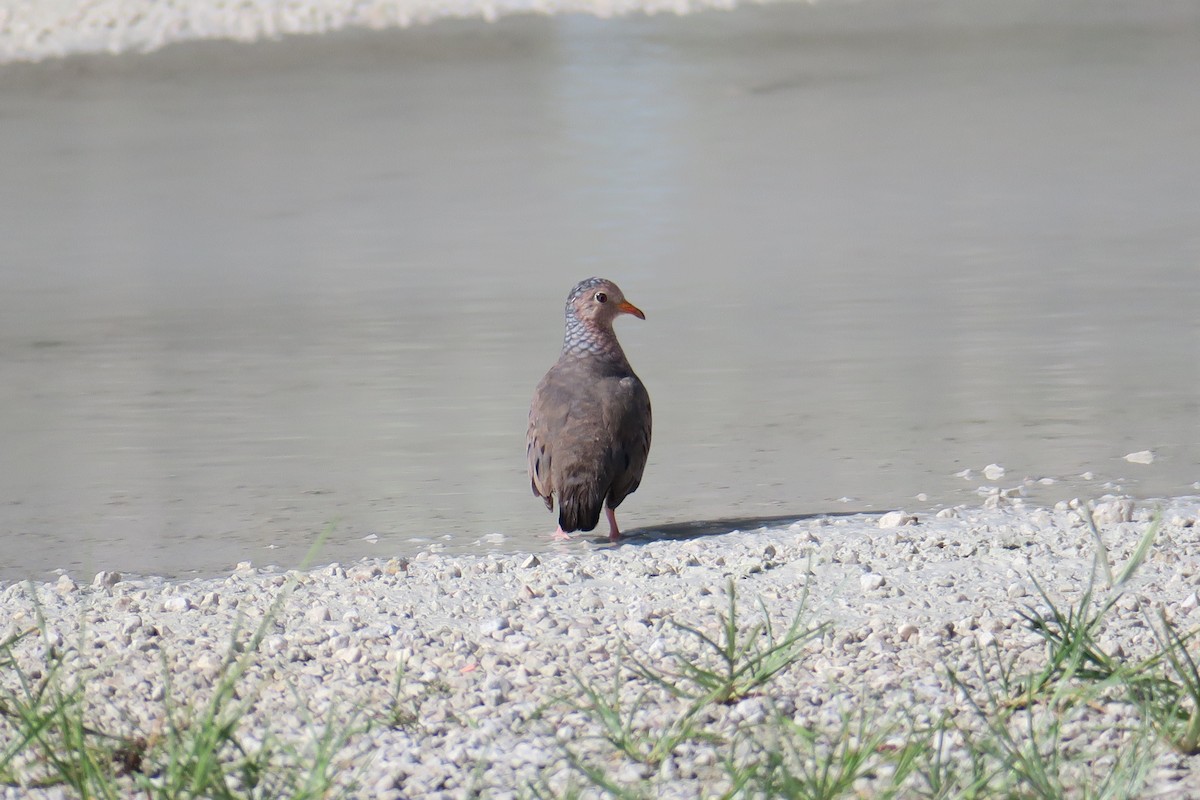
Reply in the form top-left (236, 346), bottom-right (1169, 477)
top-left (0, 0), bottom-right (771, 63)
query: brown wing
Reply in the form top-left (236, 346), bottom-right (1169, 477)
top-left (603, 374), bottom-right (652, 510)
top-left (528, 359), bottom-right (651, 530)
top-left (527, 370), bottom-right (562, 511)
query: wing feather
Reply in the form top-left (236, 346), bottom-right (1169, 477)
top-left (528, 359), bottom-right (651, 531)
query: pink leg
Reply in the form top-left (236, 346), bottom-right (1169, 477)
top-left (551, 524), bottom-right (571, 541)
top-left (605, 506), bottom-right (621, 543)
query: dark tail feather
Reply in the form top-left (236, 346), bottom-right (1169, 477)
top-left (557, 481), bottom-right (605, 533)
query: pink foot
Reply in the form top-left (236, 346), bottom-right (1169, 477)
top-left (551, 525), bottom-right (571, 541)
top-left (605, 507), bottom-right (621, 543)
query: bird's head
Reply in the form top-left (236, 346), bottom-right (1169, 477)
top-left (567, 277), bottom-right (645, 326)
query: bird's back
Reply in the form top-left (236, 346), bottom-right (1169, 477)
top-left (527, 355), bottom-right (651, 532)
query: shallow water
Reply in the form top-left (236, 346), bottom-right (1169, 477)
top-left (2, 0), bottom-right (1198, 581)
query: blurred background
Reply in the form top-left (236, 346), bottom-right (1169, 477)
top-left (1, 0), bottom-right (1198, 581)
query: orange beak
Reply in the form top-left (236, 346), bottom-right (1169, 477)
top-left (617, 299), bottom-right (646, 320)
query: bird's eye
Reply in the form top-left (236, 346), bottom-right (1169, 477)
top-left (595, 292), bottom-right (608, 304)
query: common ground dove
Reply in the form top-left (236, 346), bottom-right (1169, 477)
top-left (527, 278), bottom-right (652, 542)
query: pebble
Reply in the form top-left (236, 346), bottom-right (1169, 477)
top-left (162, 596), bottom-right (192, 612)
top-left (349, 565), bottom-right (382, 581)
top-left (878, 511), bottom-right (917, 529)
top-left (336, 646), bottom-right (363, 664)
top-left (1092, 497), bottom-right (1135, 525)
top-left (92, 571), bottom-right (122, 590)
top-left (860, 573), bottom-right (886, 591)
top-left (192, 652), bottom-right (223, 679)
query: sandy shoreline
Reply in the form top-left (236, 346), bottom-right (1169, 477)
top-left (4, 494), bottom-right (1200, 797)
top-left (0, 0), bottom-right (747, 63)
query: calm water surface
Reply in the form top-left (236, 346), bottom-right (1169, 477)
top-left (2, 0), bottom-right (1198, 581)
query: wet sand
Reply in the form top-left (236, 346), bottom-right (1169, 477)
top-left (1, 0), bottom-right (1199, 580)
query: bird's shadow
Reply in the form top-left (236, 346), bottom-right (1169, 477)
top-left (587, 510), bottom-right (884, 548)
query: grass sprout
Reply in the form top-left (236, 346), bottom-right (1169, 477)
top-left (1139, 609), bottom-right (1200, 754)
top-left (631, 578), bottom-right (827, 707)
top-left (731, 709), bottom-right (924, 800)
top-left (559, 661), bottom-right (713, 768)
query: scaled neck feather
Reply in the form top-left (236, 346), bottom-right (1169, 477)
top-left (561, 311), bottom-right (628, 364)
